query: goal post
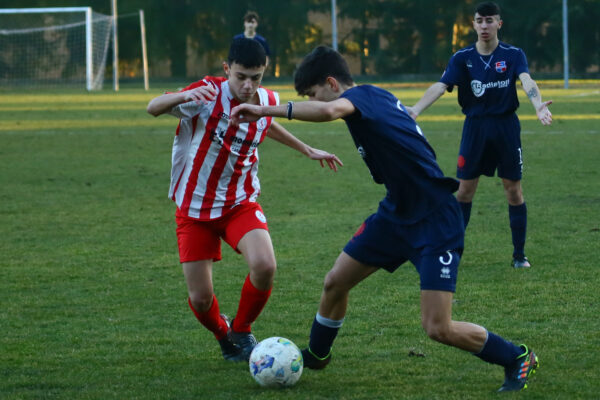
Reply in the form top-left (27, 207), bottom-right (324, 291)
top-left (0, 7), bottom-right (113, 90)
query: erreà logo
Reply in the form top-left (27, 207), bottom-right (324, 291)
top-left (440, 267), bottom-right (451, 279)
top-left (357, 145), bottom-right (367, 159)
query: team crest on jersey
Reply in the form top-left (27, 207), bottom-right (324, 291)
top-left (257, 117), bottom-right (267, 131)
top-left (495, 61), bottom-right (507, 73)
top-left (466, 59), bottom-right (473, 68)
top-left (255, 210), bottom-right (267, 223)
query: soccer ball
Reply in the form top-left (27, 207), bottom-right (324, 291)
top-left (248, 336), bottom-right (303, 387)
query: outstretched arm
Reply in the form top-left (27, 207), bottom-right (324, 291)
top-left (405, 82), bottom-right (448, 120)
top-left (230, 98), bottom-right (356, 125)
top-left (146, 85), bottom-right (217, 117)
top-left (267, 122), bottom-right (343, 171)
top-left (519, 72), bottom-right (553, 126)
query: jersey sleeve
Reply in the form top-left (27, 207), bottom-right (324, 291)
top-left (340, 86), bottom-right (370, 119)
top-left (439, 53), bottom-right (462, 92)
top-left (168, 78), bottom-right (217, 119)
top-left (515, 48), bottom-right (529, 76)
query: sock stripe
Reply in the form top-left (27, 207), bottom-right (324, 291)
top-left (316, 312), bottom-right (344, 328)
top-left (308, 347), bottom-right (331, 361)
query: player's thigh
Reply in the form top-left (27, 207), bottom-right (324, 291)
top-left (496, 115), bottom-right (523, 180)
top-left (416, 249), bottom-right (460, 294)
top-left (237, 228), bottom-right (276, 271)
top-left (343, 213), bottom-right (412, 272)
top-left (457, 118), bottom-right (494, 179)
top-left (324, 251), bottom-right (379, 292)
top-left (223, 202), bottom-right (270, 254)
top-left (420, 289), bottom-right (453, 328)
top-left (175, 215), bottom-right (222, 262)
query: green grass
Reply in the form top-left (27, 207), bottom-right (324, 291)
top-left (1, 82), bottom-right (599, 399)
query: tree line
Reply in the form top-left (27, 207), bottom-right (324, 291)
top-left (4, 0), bottom-right (599, 79)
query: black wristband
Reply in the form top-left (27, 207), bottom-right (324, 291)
top-left (287, 101), bottom-right (293, 120)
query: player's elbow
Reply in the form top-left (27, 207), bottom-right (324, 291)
top-left (146, 103), bottom-right (163, 117)
top-left (320, 103), bottom-right (344, 121)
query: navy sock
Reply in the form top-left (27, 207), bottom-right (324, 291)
top-left (509, 203), bottom-right (527, 257)
top-left (459, 201), bottom-right (472, 229)
top-left (308, 313), bottom-right (343, 359)
top-left (474, 331), bottom-right (523, 367)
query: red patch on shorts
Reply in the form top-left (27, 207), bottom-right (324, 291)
top-left (457, 155), bottom-right (466, 169)
top-left (353, 222), bottom-right (366, 239)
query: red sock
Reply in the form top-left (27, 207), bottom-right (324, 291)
top-left (232, 274), bottom-right (272, 333)
top-left (188, 295), bottom-right (228, 340)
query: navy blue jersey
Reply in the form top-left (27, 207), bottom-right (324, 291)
top-left (440, 42), bottom-right (529, 117)
top-left (340, 85), bottom-right (459, 224)
top-left (233, 33), bottom-right (271, 56)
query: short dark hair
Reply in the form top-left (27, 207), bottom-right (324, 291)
top-left (228, 38), bottom-right (266, 68)
top-left (475, 2), bottom-right (501, 17)
top-left (243, 11), bottom-right (259, 23)
top-left (294, 46), bottom-right (353, 96)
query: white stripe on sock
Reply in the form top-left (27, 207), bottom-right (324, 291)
top-left (316, 312), bottom-right (344, 328)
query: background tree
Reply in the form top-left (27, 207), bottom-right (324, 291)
top-left (1, 0), bottom-right (598, 79)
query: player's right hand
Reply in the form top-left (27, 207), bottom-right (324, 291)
top-left (184, 84), bottom-right (218, 105)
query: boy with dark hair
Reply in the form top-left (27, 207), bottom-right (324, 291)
top-left (407, 1), bottom-right (553, 269)
top-left (230, 45), bottom-right (539, 392)
top-left (233, 11), bottom-right (270, 58)
top-left (147, 39), bottom-right (341, 362)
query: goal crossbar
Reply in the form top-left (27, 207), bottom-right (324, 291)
top-left (0, 7), bottom-right (110, 90)
top-left (0, 7), bottom-right (91, 14)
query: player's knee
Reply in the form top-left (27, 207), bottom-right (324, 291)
top-left (503, 181), bottom-right (523, 203)
top-left (457, 187), bottom-right (476, 202)
top-left (249, 256), bottom-right (277, 284)
top-left (255, 257), bottom-right (277, 276)
top-left (506, 189), bottom-right (523, 204)
top-left (189, 292), bottom-right (213, 313)
top-left (322, 270), bottom-right (346, 296)
top-left (422, 320), bottom-right (452, 344)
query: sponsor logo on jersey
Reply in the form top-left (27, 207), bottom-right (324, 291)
top-left (470, 78), bottom-right (510, 97)
top-left (210, 128), bottom-right (260, 154)
top-left (495, 61), bottom-right (507, 73)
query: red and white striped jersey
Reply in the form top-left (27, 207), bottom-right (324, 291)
top-left (167, 76), bottom-right (279, 220)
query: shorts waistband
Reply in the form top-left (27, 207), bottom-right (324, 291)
top-left (465, 112), bottom-right (517, 120)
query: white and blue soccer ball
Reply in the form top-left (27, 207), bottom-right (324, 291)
top-left (248, 336), bottom-right (303, 387)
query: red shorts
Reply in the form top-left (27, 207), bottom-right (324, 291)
top-left (175, 202), bottom-right (269, 263)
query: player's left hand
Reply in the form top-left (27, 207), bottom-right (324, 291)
top-left (230, 104), bottom-right (262, 126)
top-left (537, 100), bottom-right (553, 125)
top-left (307, 147), bottom-right (343, 172)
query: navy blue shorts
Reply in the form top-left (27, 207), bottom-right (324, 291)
top-left (343, 199), bottom-right (464, 292)
top-left (457, 113), bottom-right (523, 181)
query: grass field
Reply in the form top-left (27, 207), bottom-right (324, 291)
top-left (1, 82), bottom-right (599, 399)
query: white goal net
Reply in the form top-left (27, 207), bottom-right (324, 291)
top-left (0, 7), bottom-right (113, 90)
